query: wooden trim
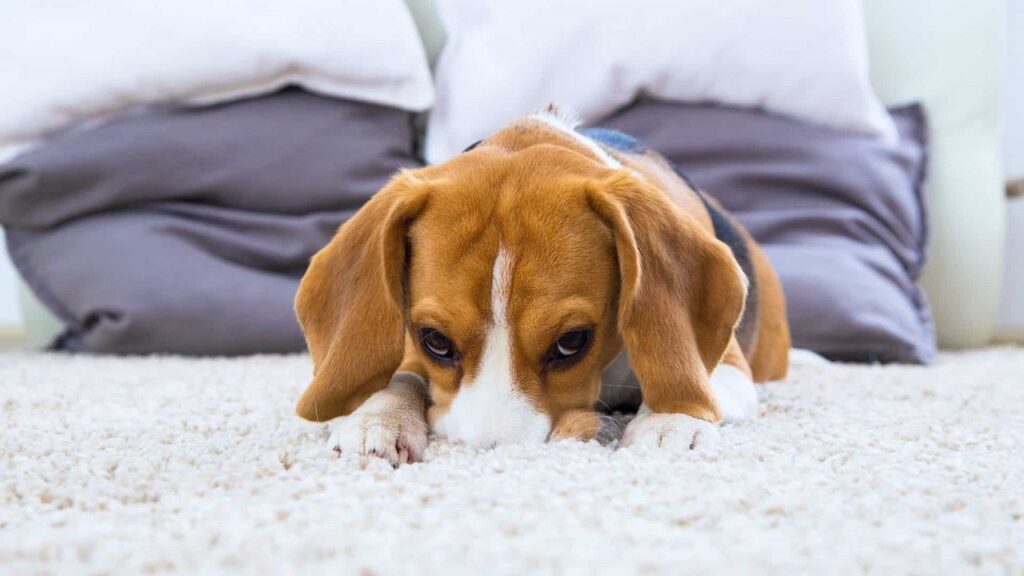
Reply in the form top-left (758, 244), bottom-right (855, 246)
top-left (0, 325), bottom-right (24, 335)
top-left (1009, 179), bottom-right (1024, 199)
top-left (0, 326), bottom-right (28, 350)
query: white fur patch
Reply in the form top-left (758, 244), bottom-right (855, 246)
top-left (432, 247), bottom-right (551, 448)
top-left (788, 348), bottom-right (830, 367)
top-left (491, 247), bottom-right (513, 321)
top-left (529, 109), bottom-right (622, 168)
top-left (621, 404), bottom-right (721, 450)
top-left (710, 364), bottom-right (759, 423)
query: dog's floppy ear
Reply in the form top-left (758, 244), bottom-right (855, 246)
top-left (294, 174), bottom-right (428, 422)
top-left (587, 173), bottom-right (746, 422)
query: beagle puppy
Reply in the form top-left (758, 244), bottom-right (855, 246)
top-left (294, 107), bottom-right (790, 465)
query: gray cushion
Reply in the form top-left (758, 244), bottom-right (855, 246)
top-left (596, 101), bottom-right (933, 363)
top-left (0, 89), bottom-right (421, 355)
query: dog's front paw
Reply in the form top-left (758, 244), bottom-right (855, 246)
top-left (620, 406), bottom-right (720, 451)
top-left (328, 388), bottom-right (428, 467)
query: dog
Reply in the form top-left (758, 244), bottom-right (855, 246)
top-left (293, 107), bottom-right (790, 465)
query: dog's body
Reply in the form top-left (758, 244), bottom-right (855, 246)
top-left (294, 109), bottom-right (790, 465)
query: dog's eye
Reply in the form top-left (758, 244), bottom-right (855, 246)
top-left (556, 330), bottom-right (588, 357)
top-left (421, 328), bottom-right (456, 362)
top-left (547, 329), bottom-right (591, 366)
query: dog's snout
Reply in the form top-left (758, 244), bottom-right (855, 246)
top-left (432, 391), bottom-right (552, 450)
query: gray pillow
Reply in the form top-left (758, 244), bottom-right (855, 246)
top-left (0, 89), bottom-right (421, 355)
top-left (1, 92), bottom-right (934, 363)
top-left (596, 101), bottom-right (933, 363)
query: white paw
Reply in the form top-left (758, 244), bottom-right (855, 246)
top-left (710, 364), bottom-right (759, 423)
top-left (788, 348), bottom-right (829, 366)
top-left (328, 389), bottom-right (428, 467)
top-left (620, 406), bottom-right (720, 450)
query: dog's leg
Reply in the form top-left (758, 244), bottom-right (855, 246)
top-left (328, 372), bottom-right (429, 467)
top-left (621, 338), bottom-right (756, 450)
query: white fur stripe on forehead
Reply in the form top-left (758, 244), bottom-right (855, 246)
top-left (528, 109), bottom-right (622, 169)
top-left (430, 245), bottom-right (551, 448)
top-left (491, 247), bottom-right (513, 326)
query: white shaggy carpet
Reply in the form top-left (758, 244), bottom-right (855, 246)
top-left (2, 348), bottom-right (1022, 574)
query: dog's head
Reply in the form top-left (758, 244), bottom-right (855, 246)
top-left (294, 113), bottom-right (746, 448)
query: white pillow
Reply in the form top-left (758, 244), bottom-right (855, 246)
top-left (424, 0), bottom-right (896, 163)
top-left (0, 0), bottom-right (434, 162)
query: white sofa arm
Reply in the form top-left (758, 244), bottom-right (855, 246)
top-left (865, 0), bottom-right (1007, 348)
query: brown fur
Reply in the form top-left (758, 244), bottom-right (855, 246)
top-left (294, 112), bottom-right (790, 435)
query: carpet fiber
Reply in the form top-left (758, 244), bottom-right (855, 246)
top-left (2, 348), bottom-right (1022, 573)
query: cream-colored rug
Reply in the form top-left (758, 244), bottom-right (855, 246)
top-left (2, 348), bottom-right (1022, 574)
